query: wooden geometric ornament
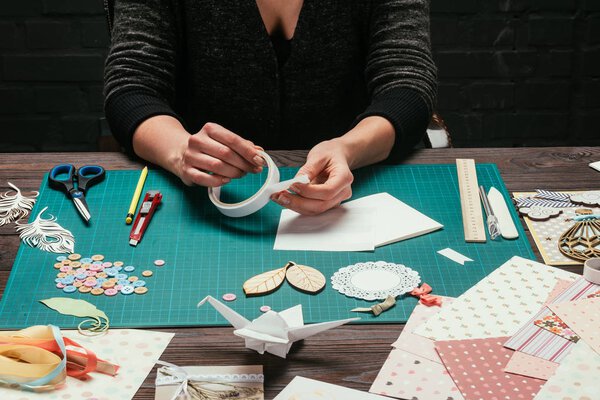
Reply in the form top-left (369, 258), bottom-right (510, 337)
top-left (558, 219), bottom-right (600, 261)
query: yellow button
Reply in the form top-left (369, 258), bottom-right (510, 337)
top-left (134, 287), bottom-right (148, 294)
top-left (91, 254), bottom-right (105, 261)
top-left (78, 286), bottom-right (92, 293)
top-left (91, 288), bottom-right (104, 295)
top-left (128, 276), bottom-right (139, 282)
top-left (102, 281), bottom-right (115, 289)
top-left (68, 253), bottom-right (81, 261)
top-left (142, 270), bottom-right (153, 277)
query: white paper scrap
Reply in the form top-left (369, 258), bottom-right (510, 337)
top-left (590, 161), bottom-right (600, 172)
top-left (274, 192), bottom-right (443, 251)
top-left (437, 247), bottom-right (473, 265)
top-left (275, 376), bottom-right (389, 400)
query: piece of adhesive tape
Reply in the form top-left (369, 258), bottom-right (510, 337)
top-left (583, 258), bottom-right (600, 285)
top-left (208, 150), bottom-right (309, 218)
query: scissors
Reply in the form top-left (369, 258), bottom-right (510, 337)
top-left (48, 164), bottom-right (106, 222)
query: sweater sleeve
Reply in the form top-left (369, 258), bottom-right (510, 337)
top-left (355, 0), bottom-right (437, 158)
top-left (103, 0), bottom-right (181, 154)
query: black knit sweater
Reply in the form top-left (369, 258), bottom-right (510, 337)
top-left (104, 0), bottom-right (437, 159)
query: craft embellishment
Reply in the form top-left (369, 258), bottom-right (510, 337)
top-left (208, 150), bottom-right (309, 218)
top-left (558, 216), bottom-right (600, 261)
top-left (351, 295), bottom-right (396, 316)
top-left (0, 182), bottom-right (38, 226)
top-left (570, 190), bottom-right (600, 207)
top-left (410, 283), bottom-right (443, 306)
top-left (518, 206), bottom-right (561, 220)
top-left (331, 261), bottom-right (421, 301)
top-left (155, 361), bottom-right (264, 400)
top-left (0, 325), bottom-right (118, 393)
top-left (40, 297), bottom-right (110, 335)
top-left (584, 257), bottom-right (600, 284)
top-left (242, 261), bottom-right (326, 296)
top-left (533, 313), bottom-right (579, 343)
top-left (15, 206), bottom-right (74, 253)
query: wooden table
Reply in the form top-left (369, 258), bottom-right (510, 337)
top-left (1, 147), bottom-right (598, 399)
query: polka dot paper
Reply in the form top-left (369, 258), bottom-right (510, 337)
top-left (414, 256), bottom-right (578, 341)
top-left (533, 340), bottom-right (600, 400)
top-left (435, 337), bottom-right (546, 400)
top-left (549, 296), bottom-right (600, 356)
top-left (0, 329), bottom-right (174, 400)
top-left (503, 351), bottom-right (559, 381)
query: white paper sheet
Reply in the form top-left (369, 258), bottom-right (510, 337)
top-left (436, 248), bottom-right (473, 265)
top-left (274, 193), bottom-right (443, 251)
top-left (275, 376), bottom-right (389, 400)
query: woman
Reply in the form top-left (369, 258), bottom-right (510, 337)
top-left (104, 0), bottom-right (437, 215)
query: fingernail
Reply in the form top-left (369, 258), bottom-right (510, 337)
top-left (253, 155), bottom-right (264, 166)
top-left (290, 185), bottom-right (301, 194)
top-left (253, 166), bottom-right (263, 173)
top-left (222, 178), bottom-right (230, 184)
top-left (278, 195), bottom-right (290, 206)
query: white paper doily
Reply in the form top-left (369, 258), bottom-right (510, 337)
top-left (331, 261), bottom-right (421, 300)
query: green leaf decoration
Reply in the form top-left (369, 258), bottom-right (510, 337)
top-left (40, 297), bottom-right (109, 335)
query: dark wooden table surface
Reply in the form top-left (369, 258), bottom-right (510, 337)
top-left (1, 147), bottom-right (599, 399)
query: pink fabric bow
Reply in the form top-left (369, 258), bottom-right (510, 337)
top-left (410, 283), bottom-right (442, 307)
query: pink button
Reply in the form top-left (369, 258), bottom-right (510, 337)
top-left (83, 280), bottom-right (97, 287)
top-left (104, 288), bottom-right (118, 296)
top-left (260, 305), bottom-right (271, 313)
top-left (59, 265), bottom-right (72, 272)
top-left (75, 268), bottom-right (86, 274)
top-left (154, 259), bottom-right (166, 266)
top-left (89, 264), bottom-right (103, 272)
top-left (85, 270), bottom-right (97, 277)
top-left (222, 293), bottom-right (237, 302)
top-left (56, 283), bottom-right (66, 289)
top-left (102, 262), bottom-right (113, 268)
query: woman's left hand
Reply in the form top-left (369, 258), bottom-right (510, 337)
top-left (271, 139), bottom-right (354, 215)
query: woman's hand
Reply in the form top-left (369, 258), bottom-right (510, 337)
top-left (271, 139), bottom-right (354, 215)
top-left (177, 122), bottom-right (264, 187)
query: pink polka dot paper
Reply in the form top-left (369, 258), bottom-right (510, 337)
top-left (0, 329), bottom-right (174, 400)
top-left (435, 337), bottom-right (546, 400)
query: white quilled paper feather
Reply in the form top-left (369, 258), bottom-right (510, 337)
top-left (16, 206), bottom-right (75, 253)
top-left (0, 182), bottom-right (38, 226)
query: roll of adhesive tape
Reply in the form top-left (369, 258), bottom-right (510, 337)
top-left (208, 150), bottom-right (309, 218)
top-left (584, 258), bottom-right (600, 284)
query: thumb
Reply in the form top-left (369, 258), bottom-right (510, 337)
top-left (296, 155), bottom-right (327, 182)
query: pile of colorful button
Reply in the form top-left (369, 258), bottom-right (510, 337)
top-left (54, 253), bottom-right (152, 296)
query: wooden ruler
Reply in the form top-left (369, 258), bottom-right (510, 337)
top-left (456, 159), bottom-right (486, 242)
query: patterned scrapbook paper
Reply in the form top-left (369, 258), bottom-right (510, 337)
top-left (533, 340), bottom-right (600, 400)
top-left (0, 329), bottom-right (174, 400)
top-left (413, 256), bottom-right (578, 341)
top-left (544, 279), bottom-right (576, 305)
top-left (436, 337), bottom-right (546, 400)
top-left (391, 297), bottom-right (454, 363)
top-left (504, 278), bottom-right (599, 362)
top-left (550, 296), bottom-right (600, 356)
top-left (369, 348), bottom-right (464, 400)
top-left (503, 351), bottom-right (559, 380)
top-left (533, 313), bottom-right (580, 342)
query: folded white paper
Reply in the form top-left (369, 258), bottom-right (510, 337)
top-left (275, 377), bottom-right (389, 400)
top-left (437, 247), bottom-right (473, 265)
top-left (274, 192), bottom-right (443, 251)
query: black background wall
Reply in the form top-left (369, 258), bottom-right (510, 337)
top-left (1, 0), bottom-right (599, 151)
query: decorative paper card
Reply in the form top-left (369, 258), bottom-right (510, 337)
top-left (513, 192), bottom-right (600, 266)
top-left (413, 256), bottom-right (578, 341)
top-left (533, 340), bottom-right (600, 400)
top-left (274, 192), bottom-right (443, 251)
top-left (370, 348), bottom-right (464, 400)
top-left (544, 279), bottom-right (575, 305)
top-left (391, 297), bottom-right (455, 363)
top-left (0, 329), bottom-right (174, 400)
top-left (436, 337), bottom-right (546, 400)
top-left (533, 313), bottom-right (579, 342)
top-left (549, 296), bottom-right (600, 356)
top-left (504, 278), bottom-right (599, 362)
top-left (274, 376), bottom-right (389, 400)
top-left (503, 351), bottom-right (559, 380)
top-left (155, 365), bottom-right (264, 400)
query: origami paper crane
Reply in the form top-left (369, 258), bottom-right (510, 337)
top-left (198, 296), bottom-right (359, 358)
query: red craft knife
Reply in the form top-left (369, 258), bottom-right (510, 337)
top-left (129, 190), bottom-right (162, 246)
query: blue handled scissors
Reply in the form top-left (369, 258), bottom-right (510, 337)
top-left (48, 164), bottom-right (106, 222)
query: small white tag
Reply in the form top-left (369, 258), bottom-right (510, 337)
top-left (589, 161), bottom-right (600, 172)
top-left (437, 248), bottom-right (474, 265)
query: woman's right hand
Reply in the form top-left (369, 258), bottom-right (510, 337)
top-left (178, 122), bottom-right (264, 187)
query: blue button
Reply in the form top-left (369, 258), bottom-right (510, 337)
top-left (104, 268), bottom-right (117, 277)
top-left (123, 266), bottom-right (135, 272)
top-left (81, 258), bottom-right (93, 263)
top-left (113, 266), bottom-right (122, 272)
top-left (63, 276), bottom-right (75, 284)
top-left (116, 273), bottom-right (128, 280)
top-left (75, 273), bottom-right (87, 280)
top-left (63, 285), bottom-right (77, 293)
top-left (118, 279), bottom-right (130, 286)
top-left (120, 285), bottom-right (134, 295)
top-left (54, 278), bottom-right (63, 283)
top-left (133, 280), bottom-right (146, 287)
top-left (96, 278), bottom-right (107, 285)
top-left (56, 256), bottom-right (67, 262)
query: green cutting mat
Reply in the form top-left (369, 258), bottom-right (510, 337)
top-left (0, 164), bottom-right (534, 329)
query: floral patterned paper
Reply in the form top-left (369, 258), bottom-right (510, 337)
top-left (533, 313), bottom-right (580, 343)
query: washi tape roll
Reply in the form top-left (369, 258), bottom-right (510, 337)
top-left (208, 150), bottom-right (309, 217)
top-left (583, 258), bottom-right (600, 284)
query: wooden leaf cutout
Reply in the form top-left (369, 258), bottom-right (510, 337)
top-left (40, 297), bottom-right (109, 334)
top-left (243, 266), bottom-right (287, 296)
top-left (285, 262), bottom-right (326, 294)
